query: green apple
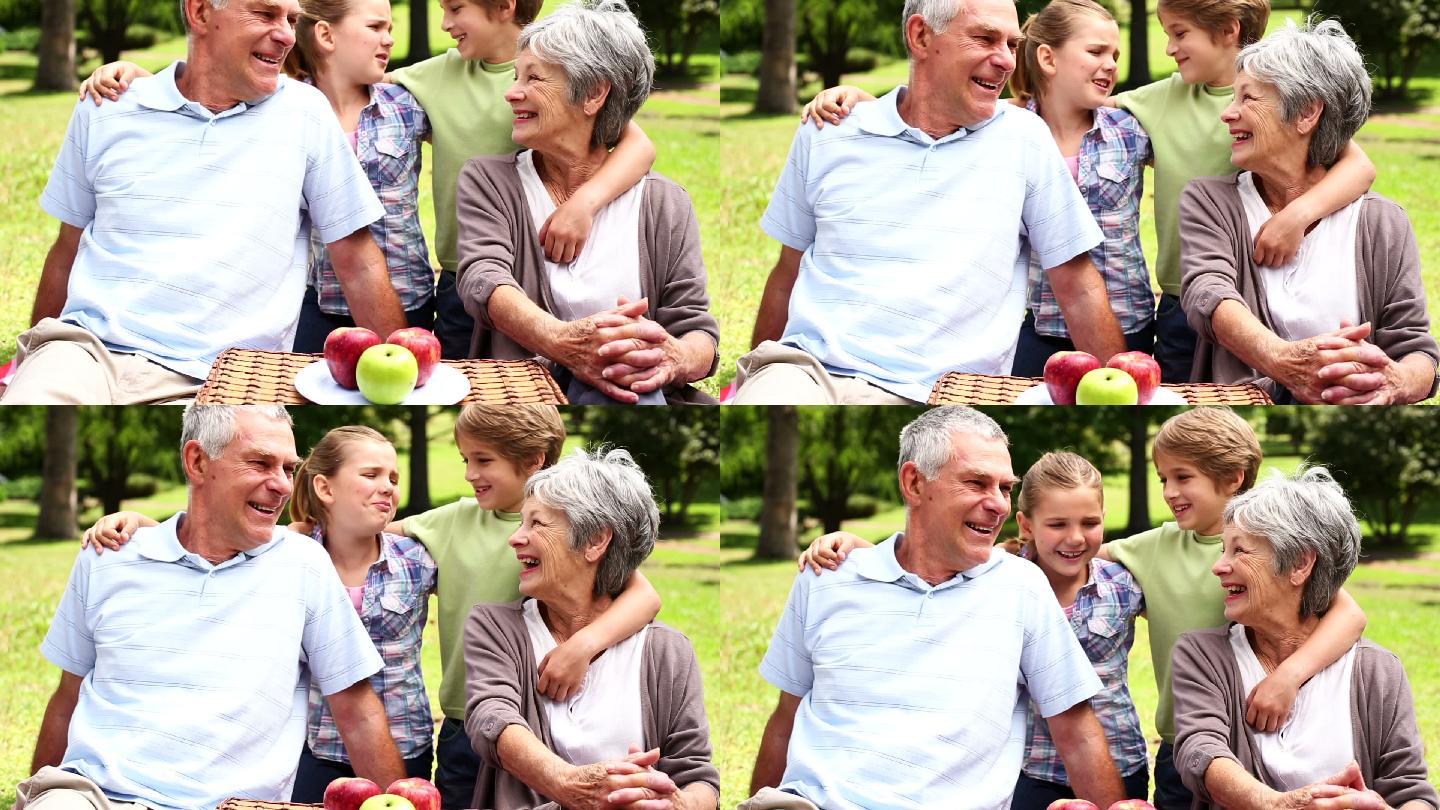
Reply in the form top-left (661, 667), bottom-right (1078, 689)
top-left (1075, 367), bottom-right (1138, 405)
top-left (355, 344), bottom-right (418, 404)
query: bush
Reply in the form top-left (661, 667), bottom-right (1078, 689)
top-left (845, 493), bottom-right (880, 520)
top-left (721, 49), bottom-right (761, 76)
top-left (0, 25), bottom-right (39, 52)
top-left (124, 23), bottom-right (161, 50)
top-left (0, 474), bottom-right (43, 501)
top-left (721, 494), bottom-right (763, 522)
top-left (843, 47), bottom-right (881, 74)
top-left (124, 473), bottom-right (160, 499)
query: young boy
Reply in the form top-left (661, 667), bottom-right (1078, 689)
top-left (1098, 407), bottom-right (1367, 809)
top-left (384, 0), bottom-right (658, 358)
top-left (1106, 0), bottom-right (1375, 383)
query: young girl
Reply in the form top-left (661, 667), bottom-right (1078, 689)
top-left (799, 0), bottom-right (1155, 377)
top-left (798, 452), bottom-right (1151, 807)
top-left (79, 0), bottom-right (436, 351)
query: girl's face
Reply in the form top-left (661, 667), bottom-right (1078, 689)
top-left (316, 438), bottom-right (399, 535)
top-left (457, 433), bottom-right (538, 513)
top-left (1017, 485), bottom-right (1105, 580)
top-left (1041, 14), bottom-right (1120, 111)
top-left (1159, 7), bottom-right (1238, 87)
top-left (326, 0), bottom-right (394, 85)
top-left (1154, 450), bottom-right (1242, 537)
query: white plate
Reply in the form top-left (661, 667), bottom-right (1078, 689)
top-left (293, 360), bottom-right (470, 405)
top-left (1013, 383), bottom-right (1187, 406)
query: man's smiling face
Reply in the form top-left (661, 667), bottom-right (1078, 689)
top-left (194, 410), bottom-right (300, 552)
top-left (914, 0), bottom-right (1022, 128)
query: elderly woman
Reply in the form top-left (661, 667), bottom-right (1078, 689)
top-left (1180, 20), bottom-right (1438, 404)
top-left (463, 448), bottom-right (719, 810)
top-left (1172, 467), bottom-right (1437, 810)
top-left (454, 0), bottom-right (719, 405)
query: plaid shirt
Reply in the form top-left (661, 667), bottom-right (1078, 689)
top-left (1025, 102), bottom-right (1154, 336)
top-left (306, 530), bottom-right (438, 761)
top-left (309, 82), bottom-right (433, 315)
top-left (1023, 557), bottom-right (1148, 783)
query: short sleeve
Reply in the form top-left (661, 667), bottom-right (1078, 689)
top-left (1020, 118), bottom-right (1103, 269)
top-left (39, 550), bottom-right (98, 677)
top-left (757, 572), bottom-right (814, 697)
top-left (301, 92), bottom-right (384, 244)
top-left (301, 551), bottom-right (384, 695)
top-left (40, 100), bottom-right (98, 228)
top-left (759, 123), bottom-right (818, 252)
top-left (1020, 576), bottom-right (1102, 717)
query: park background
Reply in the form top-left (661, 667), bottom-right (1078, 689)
top-left (716, 406), bottom-right (1440, 806)
top-left (0, 405), bottom-right (721, 809)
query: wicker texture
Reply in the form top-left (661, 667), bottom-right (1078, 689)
top-left (927, 372), bottom-right (1273, 405)
top-left (217, 800), bottom-right (318, 810)
top-left (196, 349), bottom-right (566, 405)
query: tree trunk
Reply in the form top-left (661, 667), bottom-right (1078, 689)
top-left (1125, 0), bottom-right (1150, 89)
top-left (755, 405), bottom-right (799, 560)
top-left (407, 0), bottom-right (430, 65)
top-left (405, 406), bottom-right (431, 516)
top-left (35, 0), bottom-right (78, 92)
top-left (1125, 412), bottom-right (1151, 535)
top-left (35, 407), bottom-right (80, 539)
top-left (755, 0), bottom-right (797, 114)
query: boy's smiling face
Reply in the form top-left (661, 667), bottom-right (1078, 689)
top-left (441, 0), bottom-right (512, 62)
top-left (1154, 450), bottom-right (1243, 537)
top-left (1159, 7), bottom-right (1240, 87)
top-left (457, 433), bottom-right (539, 514)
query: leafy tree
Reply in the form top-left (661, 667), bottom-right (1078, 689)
top-left (630, 0), bottom-right (717, 75)
top-left (796, 406), bottom-right (922, 533)
top-left (77, 408), bottom-right (183, 516)
top-left (79, 0), bottom-right (177, 65)
top-left (1314, 0), bottom-right (1440, 100)
top-left (796, 0), bottom-right (902, 90)
top-left (579, 409), bottom-right (719, 526)
top-left (1304, 409), bottom-right (1440, 546)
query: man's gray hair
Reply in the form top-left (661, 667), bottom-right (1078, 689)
top-left (898, 406), bottom-right (1008, 479)
top-left (181, 404), bottom-right (292, 459)
top-left (525, 446), bottom-right (659, 599)
top-left (517, 0), bottom-right (654, 150)
top-left (179, 0), bottom-right (229, 33)
top-left (1234, 17), bottom-right (1371, 168)
top-left (902, 0), bottom-right (967, 35)
top-left (1223, 465), bottom-right (1360, 618)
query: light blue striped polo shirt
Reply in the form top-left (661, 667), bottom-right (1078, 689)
top-left (760, 538), bottom-right (1101, 810)
top-left (762, 87), bottom-right (1104, 401)
top-left (40, 62), bottom-right (384, 380)
top-left (40, 514), bottom-right (383, 810)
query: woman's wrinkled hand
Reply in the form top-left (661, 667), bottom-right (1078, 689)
top-left (551, 299), bottom-right (652, 404)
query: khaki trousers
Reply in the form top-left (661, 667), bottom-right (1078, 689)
top-left (15, 767), bottom-right (150, 810)
top-left (1, 319), bottom-right (201, 404)
top-left (731, 341), bottom-right (918, 405)
top-left (735, 787), bottom-right (822, 810)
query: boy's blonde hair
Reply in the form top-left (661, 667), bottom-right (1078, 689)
top-left (1152, 407), bottom-right (1262, 494)
top-left (1157, 0), bottom-right (1270, 48)
top-left (1009, 0), bottom-right (1116, 105)
top-left (1017, 451), bottom-right (1104, 515)
top-left (291, 426), bottom-right (392, 526)
top-left (454, 405), bottom-right (565, 471)
top-left (468, 0), bottom-right (541, 27)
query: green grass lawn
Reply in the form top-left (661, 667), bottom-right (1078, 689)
top-left (716, 9), bottom-right (1440, 391)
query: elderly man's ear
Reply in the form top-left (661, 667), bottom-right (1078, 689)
top-left (897, 461), bottom-right (928, 508)
top-left (183, 0), bottom-right (218, 33)
top-left (583, 526), bottom-right (615, 563)
top-left (903, 14), bottom-right (933, 59)
top-left (181, 440), bottom-right (212, 485)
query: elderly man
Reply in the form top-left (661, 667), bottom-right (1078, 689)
top-left (731, 0), bottom-right (1125, 405)
top-left (15, 406), bottom-right (404, 810)
top-left (742, 407), bottom-right (1125, 810)
top-left (0, 0), bottom-right (406, 404)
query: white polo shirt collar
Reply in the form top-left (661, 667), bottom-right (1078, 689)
top-left (132, 61), bottom-right (280, 119)
top-left (134, 512), bottom-right (287, 569)
top-left (854, 85), bottom-right (1006, 146)
top-left (852, 532), bottom-right (1006, 592)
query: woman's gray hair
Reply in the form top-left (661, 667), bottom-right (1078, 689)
top-left (902, 0), bottom-right (967, 35)
top-left (1234, 17), bottom-right (1371, 168)
top-left (898, 406), bottom-right (1008, 479)
top-left (1223, 465), bottom-right (1360, 618)
top-left (525, 446), bottom-right (659, 599)
top-left (517, 0), bottom-right (654, 150)
top-left (181, 404), bottom-right (292, 459)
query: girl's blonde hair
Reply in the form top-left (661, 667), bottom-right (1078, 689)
top-left (1008, 0), bottom-right (1116, 105)
top-left (284, 0), bottom-right (360, 81)
top-left (290, 425), bottom-right (392, 526)
top-left (1017, 451), bottom-right (1104, 515)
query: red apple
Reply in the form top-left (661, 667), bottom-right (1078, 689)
top-left (386, 327), bottom-right (441, 386)
top-left (385, 778), bottom-right (440, 810)
top-left (1107, 801), bottom-right (1157, 810)
top-left (1047, 801), bottom-right (1099, 810)
top-left (1106, 351), bottom-right (1162, 405)
top-left (324, 327), bottom-right (383, 390)
top-left (1043, 350), bottom-right (1103, 405)
top-left (323, 777), bottom-right (383, 810)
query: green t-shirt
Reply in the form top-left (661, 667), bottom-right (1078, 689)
top-left (1114, 74), bottom-right (1237, 296)
top-left (1105, 521), bottom-right (1228, 743)
top-left (404, 497), bottom-right (522, 719)
top-left (391, 51), bottom-right (521, 274)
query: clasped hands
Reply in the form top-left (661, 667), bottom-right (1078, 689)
top-left (566, 747), bottom-right (685, 810)
top-left (1278, 322), bottom-right (1403, 405)
top-left (553, 297), bottom-right (681, 404)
